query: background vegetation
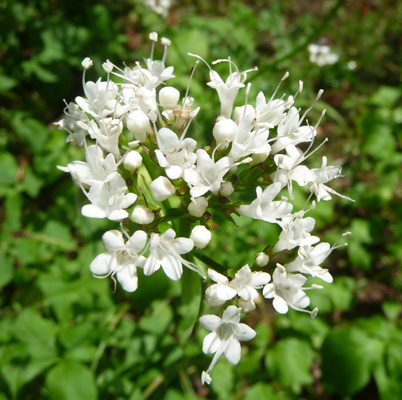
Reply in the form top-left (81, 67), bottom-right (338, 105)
top-left (1, 0), bottom-right (402, 399)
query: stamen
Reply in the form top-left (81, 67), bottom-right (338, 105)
top-left (183, 60), bottom-right (199, 105)
top-left (268, 71), bottom-right (289, 104)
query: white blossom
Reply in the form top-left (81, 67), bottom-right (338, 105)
top-left (143, 229), bottom-right (195, 280)
top-left (200, 306), bottom-right (256, 384)
top-left (90, 230), bottom-right (147, 292)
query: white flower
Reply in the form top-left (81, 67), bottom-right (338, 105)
top-left (205, 265), bottom-right (270, 308)
top-left (56, 102), bottom-right (88, 146)
top-left (200, 306), bottom-right (256, 385)
top-left (150, 176), bottom-right (176, 201)
top-left (285, 243), bottom-right (334, 283)
top-left (271, 107), bottom-right (316, 154)
top-left (308, 44), bottom-right (338, 66)
top-left (183, 149), bottom-right (232, 198)
top-left (205, 269), bottom-right (237, 306)
top-left (58, 145), bottom-right (117, 187)
top-left (81, 174), bottom-right (137, 221)
top-left (229, 112), bottom-right (271, 162)
top-left (143, 229), bottom-right (196, 280)
top-left (75, 78), bottom-right (119, 119)
top-left (273, 212), bottom-right (320, 252)
top-left (86, 118), bottom-right (123, 160)
top-left (263, 265), bottom-right (319, 317)
top-left (309, 156), bottom-right (354, 202)
top-left (230, 265), bottom-right (271, 301)
top-left (238, 182), bottom-right (293, 223)
top-left (154, 127), bottom-right (197, 179)
top-left (190, 225), bottom-right (212, 249)
top-left (90, 230), bottom-right (147, 292)
top-left (272, 144), bottom-right (315, 199)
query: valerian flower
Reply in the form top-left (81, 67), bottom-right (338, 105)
top-left (200, 306), bottom-right (256, 384)
top-left (263, 265), bottom-right (319, 317)
top-left (143, 229), bottom-right (197, 280)
top-left (90, 230), bottom-right (147, 292)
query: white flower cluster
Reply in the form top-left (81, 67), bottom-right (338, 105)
top-left (57, 33), bottom-right (352, 385)
top-left (308, 43), bottom-right (339, 67)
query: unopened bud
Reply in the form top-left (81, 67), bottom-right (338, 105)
top-left (159, 87), bottom-right (180, 109)
top-left (190, 225), bottom-right (212, 249)
top-left (220, 181), bottom-right (234, 197)
top-left (213, 118), bottom-right (236, 148)
top-left (124, 150), bottom-right (142, 172)
top-left (131, 205), bottom-right (155, 225)
top-left (149, 32), bottom-right (158, 42)
top-left (126, 110), bottom-right (150, 142)
top-left (233, 105), bottom-right (255, 124)
top-left (150, 176), bottom-right (175, 201)
top-left (188, 197), bottom-right (208, 217)
top-left (255, 252), bottom-right (269, 267)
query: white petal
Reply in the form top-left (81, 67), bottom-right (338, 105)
top-left (127, 230), bottom-right (148, 253)
top-left (173, 238), bottom-right (194, 254)
top-left (202, 332), bottom-right (221, 354)
top-left (102, 230), bottom-right (124, 251)
top-left (222, 306), bottom-right (241, 323)
top-left (224, 338), bottom-right (241, 365)
top-left (235, 323), bottom-right (257, 341)
top-left (273, 296), bottom-right (289, 314)
top-left (90, 253), bottom-right (114, 275)
top-left (251, 272), bottom-right (271, 287)
top-left (237, 286), bottom-right (258, 301)
top-left (82, 204), bottom-right (107, 219)
top-left (144, 255), bottom-right (160, 275)
top-left (116, 265), bottom-right (138, 292)
top-left (200, 315), bottom-right (222, 332)
top-left (108, 209), bottom-right (128, 221)
top-left (208, 269), bottom-right (228, 284)
top-left (161, 254), bottom-right (182, 280)
top-left (262, 283), bottom-right (275, 299)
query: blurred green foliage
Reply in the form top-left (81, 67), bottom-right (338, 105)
top-left (1, 0), bottom-right (402, 399)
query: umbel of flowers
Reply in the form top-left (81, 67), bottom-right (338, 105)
top-left (57, 32), bottom-right (353, 385)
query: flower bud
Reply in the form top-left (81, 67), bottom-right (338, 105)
top-left (131, 205), bottom-right (155, 224)
top-left (188, 197), bottom-right (208, 217)
top-left (159, 87), bottom-right (180, 109)
top-left (255, 252), bottom-right (269, 267)
top-left (212, 118), bottom-right (237, 148)
top-left (190, 225), bottom-right (212, 249)
top-left (150, 176), bottom-right (175, 201)
top-left (126, 110), bottom-right (149, 142)
top-left (124, 150), bottom-right (142, 172)
top-left (234, 105), bottom-right (255, 124)
top-left (219, 181), bottom-right (234, 197)
top-left (238, 299), bottom-right (256, 313)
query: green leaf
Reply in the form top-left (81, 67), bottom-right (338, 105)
top-left (242, 383), bottom-right (283, 400)
top-left (266, 337), bottom-right (315, 393)
top-left (168, 29), bottom-right (209, 72)
top-left (14, 308), bottom-right (57, 360)
top-left (368, 86), bottom-right (401, 108)
top-left (46, 360), bottom-right (97, 400)
top-left (0, 251), bottom-right (13, 287)
top-left (210, 362), bottom-right (235, 399)
top-left (321, 327), bottom-right (383, 395)
top-left (0, 152), bottom-right (18, 186)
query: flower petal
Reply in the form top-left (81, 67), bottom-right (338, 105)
top-left (224, 338), bottom-right (241, 365)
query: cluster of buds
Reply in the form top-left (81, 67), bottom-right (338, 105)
top-left (57, 32), bottom-right (352, 385)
